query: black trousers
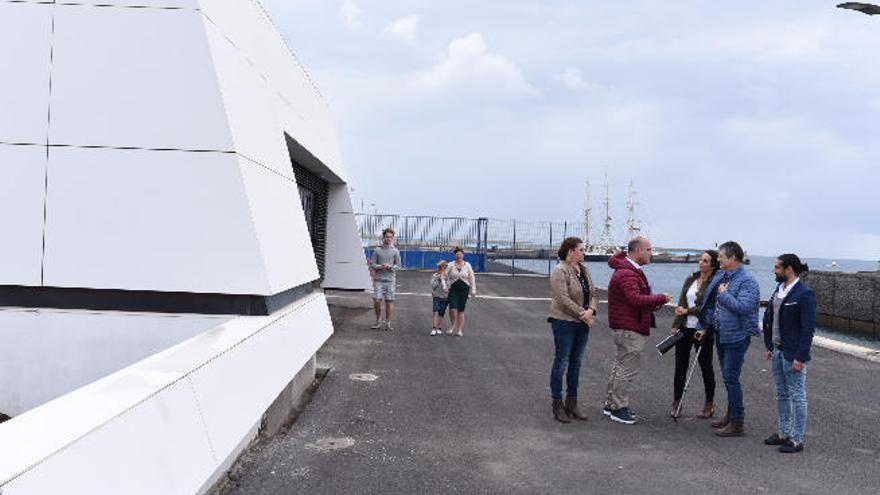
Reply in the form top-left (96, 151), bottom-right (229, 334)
top-left (673, 327), bottom-right (715, 402)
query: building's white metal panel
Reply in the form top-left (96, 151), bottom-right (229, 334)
top-left (0, 309), bottom-right (231, 416)
top-left (189, 294), bottom-right (332, 464)
top-left (238, 157), bottom-right (319, 293)
top-left (0, 145), bottom-right (46, 287)
top-left (50, 5), bottom-right (233, 151)
top-left (79, 0), bottom-right (199, 8)
top-left (1, 378), bottom-right (217, 495)
top-left (0, 314), bottom-right (262, 490)
top-left (322, 184), bottom-right (372, 290)
top-left (202, 18), bottom-right (293, 180)
top-left (200, 0), bottom-right (347, 182)
top-left (0, 298), bottom-right (328, 494)
top-left (42, 147), bottom-right (272, 294)
top-left (200, 0), bottom-right (316, 131)
top-left (0, 3), bottom-right (52, 145)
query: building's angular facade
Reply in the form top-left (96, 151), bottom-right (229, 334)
top-left (0, 0), bottom-right (370, 296)
top-left (0, 2), bottom-right (370, 493)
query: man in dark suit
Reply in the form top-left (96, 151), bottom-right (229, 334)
top-left (762, 254), bottom-right (816, 453)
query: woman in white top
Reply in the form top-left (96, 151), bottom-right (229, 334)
top-left (445, 246), bottom-right (476, 337)
top-left (670, 250), bottom-right (720, 419)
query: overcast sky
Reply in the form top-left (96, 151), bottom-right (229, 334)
top-left (260, 0), bottom-right (880, 260)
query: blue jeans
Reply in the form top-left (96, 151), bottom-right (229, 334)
top-left (432, 297), bottom-right (449, 317)
top-left (772, 349), bottom-right (808, 443)
top-left (550, 319), bottom-right (590, 400)
top-left (718, 337), bottom-right (750, 419)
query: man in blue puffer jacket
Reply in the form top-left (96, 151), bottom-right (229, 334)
top-left (702, 241), bottom-right (760, 437)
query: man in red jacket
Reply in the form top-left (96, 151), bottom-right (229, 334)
top-left (603, 237), bottom-right (671, 424)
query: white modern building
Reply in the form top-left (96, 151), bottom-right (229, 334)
top-left (0, 0), bottom-right (370, 493)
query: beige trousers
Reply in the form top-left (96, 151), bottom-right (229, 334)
top-left (604, 329), bottom-right (648, 410)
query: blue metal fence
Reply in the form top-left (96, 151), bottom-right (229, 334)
top-left (363, 248), bottom-right (486, 272)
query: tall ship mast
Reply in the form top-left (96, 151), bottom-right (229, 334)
top-left (625, 179), bottom-right (642, 240)
top-left (583, 179), bottom-right (592, 246)
top-left (596, 173), bottom-right (616, 252)
top-left (578, 176), bottom-right (727, 264)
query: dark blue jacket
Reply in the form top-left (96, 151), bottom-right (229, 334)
top-left (762, 281), bottom-right (817, 363)
top-left (703, 266), bottom-right (761, 344)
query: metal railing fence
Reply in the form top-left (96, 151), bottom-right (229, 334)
top-left (356, 213), bottom-right (591, 276)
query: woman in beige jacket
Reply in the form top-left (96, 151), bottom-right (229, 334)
top-left (548, 237), bottom-right (598, 423)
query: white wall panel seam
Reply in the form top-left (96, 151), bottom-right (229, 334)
top-left (53, 3), bottom-right (198, 11)
top-left (201, 0), bottom-right (329, 109)
top-left (197, 5), bottom-right (335, 162)
top-left (39, 146), bottom-right (49, 287)
top-left (0, 293), bottom-right (323, 486)
top-left (200, 14), bottom-right (294, 182)
top-left (197, 4), bottom-right (348, 182)
top-left (236, 152), bottom-right (296, 185)
top-left (253, 0), bottom-right (329, 108)
top-left (199, 11), bottom-right (303, 119)
top-left (40, 4), bottom-right (54, 286)
top-left (0, 140), bottom-right (45, 146)
top-left (45, 143), bottom-right (237, 153)
top-left (186, 377), bottom-right (220, 465)
top-left (231, 155), bottom-right (275, 297)
top-left (0, 143), bottom-right (46, 149)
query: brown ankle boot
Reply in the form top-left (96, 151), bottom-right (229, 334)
top-left (715, 417), bottom-right (744, 437)
top-left (552, 399), bottom-right (571, 423)
top-left (564, 397), bottom-right (588, 421)
top-left (697, 402), bottom-right (716, 419)
top-left (711, 412), bottom-right (730, 428)
top-left (670, 399), bottom-right (681, 419)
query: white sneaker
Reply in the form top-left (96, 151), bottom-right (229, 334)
top-left (370, 319), bottom-right (386, 330)
top-left (430, 329), bottom-right (438, 336)
top-left (385, 323), bottom-right (394, 331)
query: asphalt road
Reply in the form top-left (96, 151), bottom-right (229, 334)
top-left (220, 271), bottom-right (880, 495)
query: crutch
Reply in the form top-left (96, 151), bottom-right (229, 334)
top-left (673, 342), bottom-right (704, 423)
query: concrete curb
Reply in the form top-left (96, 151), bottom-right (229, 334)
top-left (812, 336), bottom-right (880, 364)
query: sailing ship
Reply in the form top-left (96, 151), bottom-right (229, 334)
top-left (582, 176), bottom-right (748, 264)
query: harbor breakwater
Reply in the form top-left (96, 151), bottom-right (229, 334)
top-left (803, 270), bottom-right (880, 339)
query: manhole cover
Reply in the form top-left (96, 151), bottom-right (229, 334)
top-left (349, 373), bottom-right (379, 382)
top-left (306, 437), bottom-right (355, 452)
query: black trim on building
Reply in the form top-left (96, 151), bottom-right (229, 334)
top-left (0, 283), bottom-right (316, 316)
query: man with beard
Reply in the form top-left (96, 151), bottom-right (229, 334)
top-left (762, 254), bottom-right (816, 453)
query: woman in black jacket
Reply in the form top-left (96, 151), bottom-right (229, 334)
top-left (669, 250), bottom-right (720, 419)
